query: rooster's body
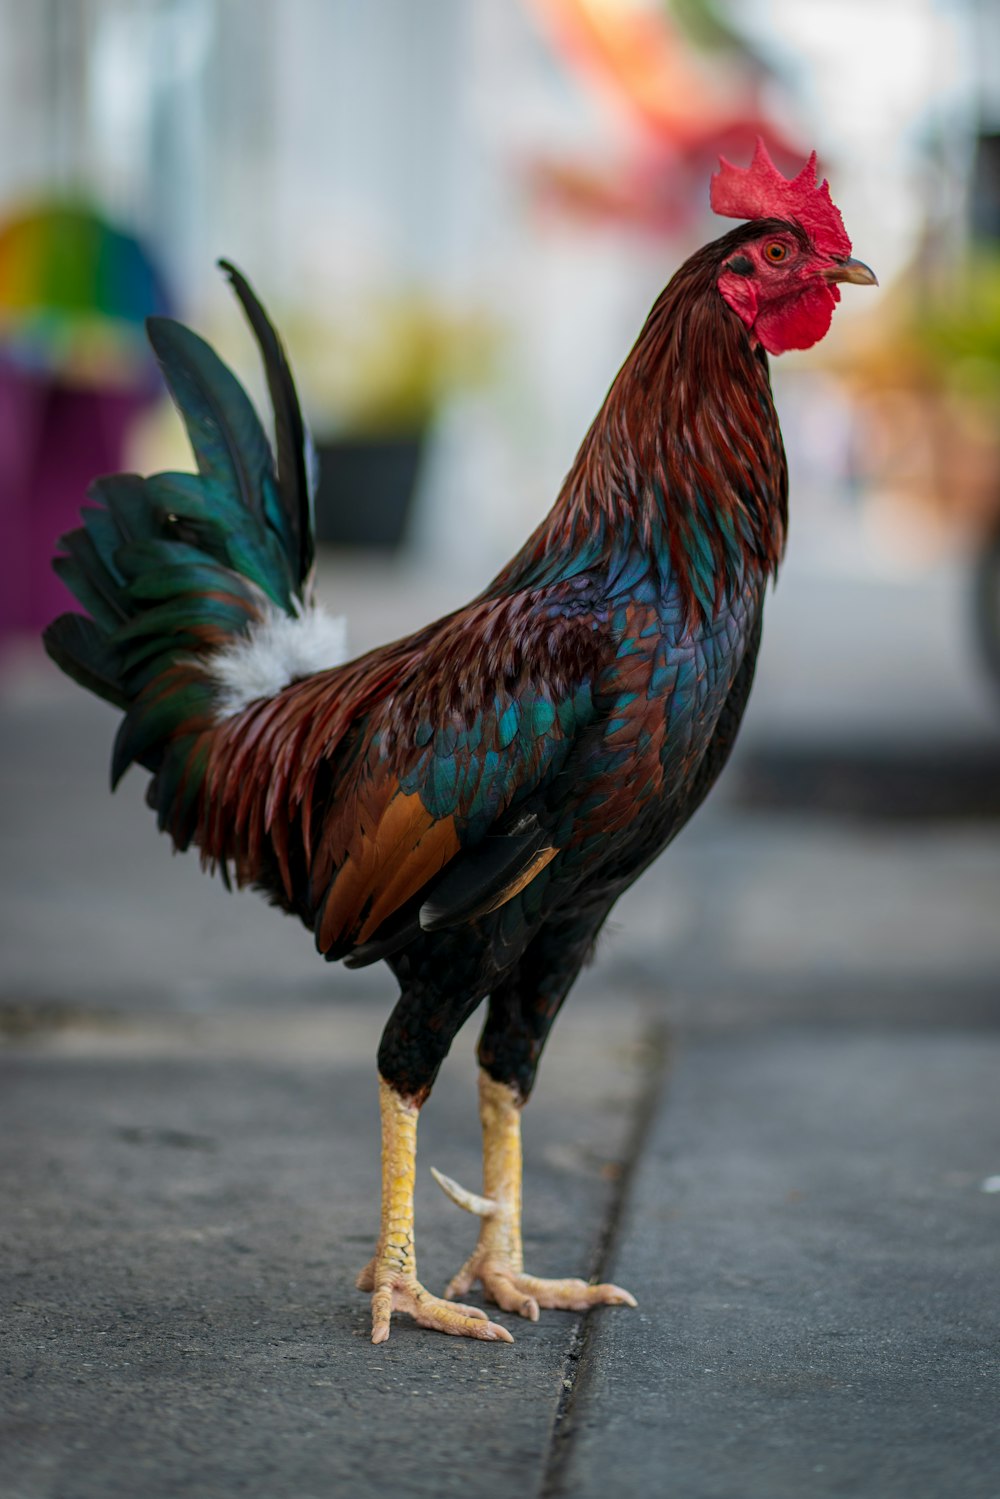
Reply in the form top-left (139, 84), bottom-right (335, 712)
top-left (45, 144), bottom-right (874, 1344)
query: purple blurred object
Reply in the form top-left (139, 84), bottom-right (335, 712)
top-left (0, 361), bottom-right (151, 636)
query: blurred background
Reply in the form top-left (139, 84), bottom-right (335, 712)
top-left (1, 0), bottom-right (998, 1013)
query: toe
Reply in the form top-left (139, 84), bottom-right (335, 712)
top-left (520, 1275), bottom-right (593, 1311)
top-left (484, 1274), bottom-right (540, 1322)
top-left (443, 1261), bottom-right (476, 1301)
top-left (413, 1307), bottom-right (513, 1343)
top-left (370, 1285), bottom-right (394, 1343)
top-left (595, 1282), bottom-right (638, 1308)
top-left (517, 1275), bottom-right (638, 1312)
top-left (513, 1293), bottom-right (540, 1323)
top-left (445, 1300), bottom-right (489, 1320)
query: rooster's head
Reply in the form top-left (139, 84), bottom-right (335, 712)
top-left (710, 138), bottom-right (876, 356)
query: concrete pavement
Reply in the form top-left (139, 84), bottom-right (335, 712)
top-left (3, 999), bottom-right (654, 1499)
top-left (553, 1028), bottom-right (1000, 1499)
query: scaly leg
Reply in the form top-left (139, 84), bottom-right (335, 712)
top-left (356, 1076), bottom-right (513, 1345)
top-left (434, 1069), bottom-right (637, 1322)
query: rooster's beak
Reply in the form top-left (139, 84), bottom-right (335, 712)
top-left (823, 257), bottom-right (878, 287)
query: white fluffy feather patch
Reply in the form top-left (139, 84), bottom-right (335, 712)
top-left (206, 602), bottom-right (349, 719)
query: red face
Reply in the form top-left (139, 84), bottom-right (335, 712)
top-left (716, 227), bottom-right (875, 356)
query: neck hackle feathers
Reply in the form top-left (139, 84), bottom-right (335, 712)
top-left (710, 138), bottom-right (851, 260)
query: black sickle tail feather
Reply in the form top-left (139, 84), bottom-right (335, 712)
top-left (218, 259), bottom-right (315, 586)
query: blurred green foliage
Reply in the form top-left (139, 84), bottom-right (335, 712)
top-left (667, 0), bottom-right (748, 55)
top-left (911, 254), bottom-right (1000, 399)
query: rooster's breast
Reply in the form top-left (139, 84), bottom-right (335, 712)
top-left (554, 568), bottom-right (768, 890)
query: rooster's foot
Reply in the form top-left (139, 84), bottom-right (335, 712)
top-left (443, 1251), bottom-right (636, 1322)
top-left (356, 1257), bottom-right (512, 1344)
top-left (433, 1072), bottom-right (639, 1324)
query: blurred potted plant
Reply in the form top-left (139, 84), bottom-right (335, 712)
top-left (287, 291), bottom-right (496, 550)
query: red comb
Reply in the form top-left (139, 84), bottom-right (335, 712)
top-left (710, 138), bottom-right (851, 260)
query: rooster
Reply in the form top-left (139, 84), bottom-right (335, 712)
top-left (44, 142), bottom-right (875, 1346)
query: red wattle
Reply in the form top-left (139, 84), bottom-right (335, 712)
top-left (752, 281), bottom-right (837, 355)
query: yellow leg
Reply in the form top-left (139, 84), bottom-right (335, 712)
top-left (355, 1077), bottom-right (513, 1345)
top-left (436, 1070), bottom-right (637, 1321)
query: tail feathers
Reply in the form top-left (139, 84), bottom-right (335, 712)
top-left (43, 263), bottom-right (322, 834)
top-left (218, 260), bottom-right (315, 585)
top-left (141, 472), bottom-right (294, 606)
top-left (51, 519), bottom-right (130, 634)
top-left (145, 313), bottom-right (302, 609)
top-left (43, 614), bottom-right (129, 711)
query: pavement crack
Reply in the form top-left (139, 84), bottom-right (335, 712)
top-left (539, 1015), bottom-right (671, 1498)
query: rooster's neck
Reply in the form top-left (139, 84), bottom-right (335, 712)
top-left (501, 238), bottom-right (789, 625)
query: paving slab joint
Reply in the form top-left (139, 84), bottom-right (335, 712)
top-left (539, 1016), bottom-right (672, 1497)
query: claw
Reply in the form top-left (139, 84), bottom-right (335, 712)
top-left (430, 1166), bottom-right (498, 1218)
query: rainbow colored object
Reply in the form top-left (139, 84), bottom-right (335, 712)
top-left (0, 203), bottom-right (172, 388)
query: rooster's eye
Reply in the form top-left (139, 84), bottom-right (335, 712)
top-left (764, 242), bottom-right (788, 263)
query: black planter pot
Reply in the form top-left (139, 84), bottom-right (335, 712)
top-left (312, 433), bottom-right (424, 550)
